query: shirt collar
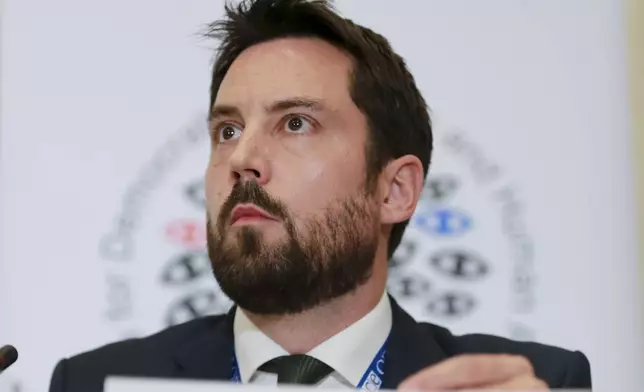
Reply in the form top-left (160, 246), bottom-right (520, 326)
top-left (233, 308), bottom-right (288, 383)
top-left (233, 291), bottom-right (392, 386)
top-left (308, 291), bottom-right (392, 385)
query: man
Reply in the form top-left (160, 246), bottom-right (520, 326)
top-left (49, 0), bottom-right (592, 391)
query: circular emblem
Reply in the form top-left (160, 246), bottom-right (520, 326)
top-left (387, 127), bottom-right (537, 339)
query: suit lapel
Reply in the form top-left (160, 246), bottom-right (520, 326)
top-left (172, 306), bottom-right (237, 381)
top-left (381, 295), bottom-right (448, 389)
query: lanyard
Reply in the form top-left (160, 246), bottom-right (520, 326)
top-left (230, 339), bottom-right (388, 391)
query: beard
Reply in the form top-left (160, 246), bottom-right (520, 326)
top-left (207, 180), bottom-right (380, 315)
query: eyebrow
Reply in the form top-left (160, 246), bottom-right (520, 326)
top-left (209, 97), bottom-right (327, 121)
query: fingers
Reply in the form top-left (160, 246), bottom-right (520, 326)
top-left (488, 374), bottom-right (549, 390)
top-left (398, 354), bottom-right (535, 391)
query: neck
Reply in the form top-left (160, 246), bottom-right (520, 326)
top-left (242, 259), bottom-right (388, 354)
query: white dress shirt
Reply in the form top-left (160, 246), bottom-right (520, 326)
top-left (233, 292), bottom-right (392, 388)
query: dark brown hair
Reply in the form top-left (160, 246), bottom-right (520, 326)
top-left (205, 0), bottom-right (432, 259)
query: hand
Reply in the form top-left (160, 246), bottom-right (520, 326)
top-left (398, 354), bottom-right (548, 390)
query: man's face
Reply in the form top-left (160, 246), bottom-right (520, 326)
top-left (206, 37), bottom-right (381, 315)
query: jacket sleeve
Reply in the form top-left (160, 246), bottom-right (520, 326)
top-left (49, 359), bottom-right (68, 392)
top-left (561, 351), bottom-right (592, 388)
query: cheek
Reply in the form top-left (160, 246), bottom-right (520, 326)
top-left (205, 166), bottom-right (229, 213)
top-left (280, 157), bottom-right (365, 215)
top-left (207, 146), bottom-right (227, 173)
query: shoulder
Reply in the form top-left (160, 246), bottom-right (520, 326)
top-left (49, 315), bottom-right (227, 392)
top-left (68, 314), bottom-right (225, 366)
top-left (421, 322), bottom-right (592, 388)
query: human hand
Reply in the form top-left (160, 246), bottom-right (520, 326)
top-left (398, 354), bottom-right (548, 391)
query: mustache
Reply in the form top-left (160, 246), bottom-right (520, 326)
top-left (218, 181), bottom-right (289, 227)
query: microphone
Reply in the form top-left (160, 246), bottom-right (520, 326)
top-left (0, 345), bottom-right (18, 374)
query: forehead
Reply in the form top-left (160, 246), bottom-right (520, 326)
top-left (215, 37), bottom-right (355, 109)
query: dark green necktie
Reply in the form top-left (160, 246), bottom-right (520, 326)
top-left (259, 354), bottom-right (333, 385)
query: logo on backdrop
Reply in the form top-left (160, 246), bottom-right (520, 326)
top-left (98, 119), bottom-right (536, 341)
top-left (387, 131), bottom-right (536, 340)
top-left (98, 116), bottom-right (231, 339)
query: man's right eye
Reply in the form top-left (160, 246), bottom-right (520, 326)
top-left (217, 124), bottom-right (242, 142)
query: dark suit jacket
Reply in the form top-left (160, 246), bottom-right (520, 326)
top-left (49, 297), bottom-right (592, 391)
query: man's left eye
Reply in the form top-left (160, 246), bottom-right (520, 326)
top-left (284, 116), bottom-right (312, 133)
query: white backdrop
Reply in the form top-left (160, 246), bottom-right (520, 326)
top-left (1, 1), bottom-right (643, 391)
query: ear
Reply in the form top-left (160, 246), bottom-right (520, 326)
top-left (379, 155), bottom-right (424, 225)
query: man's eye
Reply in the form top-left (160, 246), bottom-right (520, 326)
top-left (218, 124), bottom-right (242, 142)
top-left (283, 115), bottom-right (313, 133)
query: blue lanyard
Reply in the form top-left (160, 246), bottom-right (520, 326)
top-left (230, 339), bottom-right (388, 390)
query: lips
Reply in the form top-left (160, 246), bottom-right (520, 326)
top-left (230, 204), bottom-right (277, 224)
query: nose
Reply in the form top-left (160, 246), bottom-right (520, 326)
top-left (227, 131), bottom-right (271, 186)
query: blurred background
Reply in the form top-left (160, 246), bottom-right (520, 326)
top-left (1, 0), bottom-right (643, 391)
